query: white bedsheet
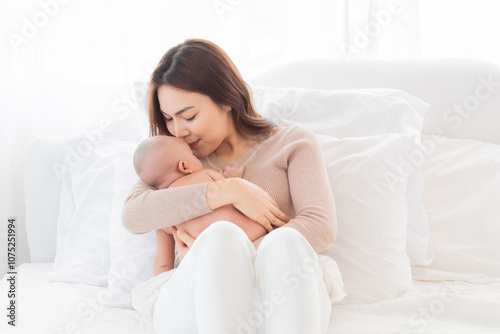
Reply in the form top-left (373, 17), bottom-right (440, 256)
top-left (330, 280), bottom-right (500, 333)
top-left (0, 263), bottom-right (143, 334)
top-left (1, 263), bottom-right (500, 334)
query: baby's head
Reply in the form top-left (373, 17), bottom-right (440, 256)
top-left (134, 136), bottom-right (203, 189)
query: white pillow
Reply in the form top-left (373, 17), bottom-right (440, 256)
top-left (47, 137), bottom-right (116, 285)
top-left (412, 135), bottom-right (500, 283)
top-left (318, 134), bottom-right (414, 303)
top-left (104, 142), bottom-right (158, 308)
top-left (252, 86), bottom-right (433, 266)
top-left (24, 134), bottom-right (77, 263)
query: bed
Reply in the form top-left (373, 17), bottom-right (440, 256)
top-left (2, 58), bottom-right (500, 333)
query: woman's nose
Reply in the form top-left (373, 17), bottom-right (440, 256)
top-left (173, 121), bottom-right (190, 138)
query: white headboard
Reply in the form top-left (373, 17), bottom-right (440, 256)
top-left (248, 58), bottom-right (500, 145)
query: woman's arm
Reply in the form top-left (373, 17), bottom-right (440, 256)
top-left (122, 177), bottom-right (290, 235)
top-left (122, 180), bottom-right (213, 234)
top-left (279, 127), bottom-right (337, 253)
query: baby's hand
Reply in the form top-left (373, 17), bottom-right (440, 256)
top-left (220, 165), bottom-right (245, 178)
top-left (163, 226), bottom-right (174, 234)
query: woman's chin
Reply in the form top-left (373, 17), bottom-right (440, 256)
top-left (193, 150), bottom-right (206, 159)
top-left (193, 146), bottom-right (211, 159)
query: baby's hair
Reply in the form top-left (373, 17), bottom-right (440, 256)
top-left (133, 136), bottom-right (169, 175)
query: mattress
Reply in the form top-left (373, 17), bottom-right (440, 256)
top-left (2, 263), bottom-right (500, 333)
top-left (0, 263), bottom-right (144, 334)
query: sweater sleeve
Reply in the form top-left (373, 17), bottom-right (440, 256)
top-left (284, 127), bottom-right (337, 253)
top-left (121, 180), bottom-right (214, 234)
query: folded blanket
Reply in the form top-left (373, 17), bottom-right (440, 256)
top-left (132, 254), bottom-right (345, 332)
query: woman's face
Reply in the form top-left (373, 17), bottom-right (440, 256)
top-left (157, 85), bottom-right (232, 158)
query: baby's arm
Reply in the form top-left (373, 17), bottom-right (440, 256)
top-left (154, 228), bottom-right (176, 276)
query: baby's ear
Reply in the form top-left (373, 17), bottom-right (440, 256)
top-left (178, 161), bottom-right (193, 174)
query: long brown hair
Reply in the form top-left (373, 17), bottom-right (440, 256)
top-left (147, 39), bottom-right (275, 138)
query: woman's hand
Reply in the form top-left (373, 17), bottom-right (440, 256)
top-left (206, 178), bottom-right (290, 232)
top-left (171, 226), bottom-right (196, 263)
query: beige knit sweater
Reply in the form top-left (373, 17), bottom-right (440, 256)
top-left (122, 125), bottom-right (337, 253)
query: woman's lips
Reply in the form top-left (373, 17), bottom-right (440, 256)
top-left (188, 140), bottom-right (200, 149)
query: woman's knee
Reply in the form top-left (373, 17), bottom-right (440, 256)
top-left (194, 220), bottom-right (253, 254)
top-left (260, 227), bottom-right (310, 252)
top-left (257, 227), bottom-right (318, 266)
top-left (198, 220), bottom-right (244, 239)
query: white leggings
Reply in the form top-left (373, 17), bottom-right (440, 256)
top-left (153, 221), bottom-right (332, 334)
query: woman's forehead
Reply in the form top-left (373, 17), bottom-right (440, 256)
top-left (158, 86), bottom-right (208, 115)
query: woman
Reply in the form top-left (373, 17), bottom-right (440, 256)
top-left (123, 39), bottom-right (338, 334)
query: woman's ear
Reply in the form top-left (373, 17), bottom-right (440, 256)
top-left (222, 104), bottom-right (232, 112)
top-left (178, 161), bottom-right (193, 174)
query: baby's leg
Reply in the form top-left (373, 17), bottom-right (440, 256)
top-left (175, 205), bottom-right (267, 242)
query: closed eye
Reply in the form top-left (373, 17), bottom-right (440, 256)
top-left (164, 114), bottom-right (196, 122)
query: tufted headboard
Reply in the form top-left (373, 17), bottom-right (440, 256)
top-left (248, 58), bottom-right (500, 145)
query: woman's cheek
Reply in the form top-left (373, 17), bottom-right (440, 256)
top-left (166, 122), bottom-right (174, 136)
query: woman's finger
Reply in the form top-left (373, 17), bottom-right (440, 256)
top-left (262, 197), bottom-right (289, 228)
top-left (171, 227), bottom-right (185, 248)
top-left (258, 215), bottom-right (273, 232)
top-left (270, 205), bottom-right (290, 224)
top-left (270, 218), bottom-right (286, 227)
top-left (171, 226), bottom-right (190, 263)
top-left (264, 210), bottom-right (284, 228)
top-left (176, 229), bottom-right (196, 248)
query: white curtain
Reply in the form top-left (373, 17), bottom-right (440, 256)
top-left (340, 0), bottom-right (421, 60)
top-left (420, 0), bottom-right (500, 62)
top-left (1, 0), bottom-right (500, 264)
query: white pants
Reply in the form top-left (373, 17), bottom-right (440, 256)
top-left (153, 221), bottom-right (332, 334)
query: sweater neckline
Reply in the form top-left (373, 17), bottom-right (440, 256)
top-left (204, 127), bottom-right (280, 169)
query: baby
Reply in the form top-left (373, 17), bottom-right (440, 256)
top-left (133, 135), bottom-right (267, 275)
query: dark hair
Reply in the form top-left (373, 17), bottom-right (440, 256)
top-left (148, 38), bottom-right (275, 138)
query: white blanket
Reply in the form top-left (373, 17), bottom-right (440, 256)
top-left (329, 280), bottom-right (500, 333)
top-left (2, 263), bottom-right (500, 334)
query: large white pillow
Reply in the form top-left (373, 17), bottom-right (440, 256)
top-left (318, 134), bottom-right (414, 303)
top-left (412, 135), bottom-right (500, 283)
top-left (24, 106), bottom-right (147, 264)
top-left (24, 134), bottom-right (77, 263)
top-left (104, 142), bottom-right (158, 308)
top-left (47, 137), bottom-right (117, 285)
top-left (252, 86), bottom-right (433, 266)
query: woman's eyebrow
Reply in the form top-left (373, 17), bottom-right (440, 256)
top-left (162, 106), bottom-right (194, 117)
top-left (175, 106), bottom-right (194, 115)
